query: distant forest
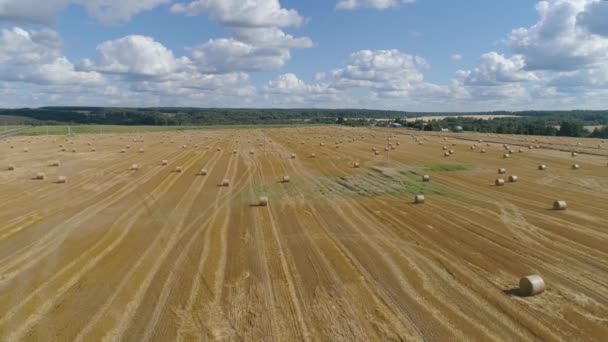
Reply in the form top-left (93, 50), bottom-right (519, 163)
top-left (1, 107), bottom-right (608, 138)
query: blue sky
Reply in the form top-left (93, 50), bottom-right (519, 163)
top-left (0, 0), bottom-right (607, 110)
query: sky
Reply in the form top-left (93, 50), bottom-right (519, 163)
top-left (0, 0), bottom-right (608, 111)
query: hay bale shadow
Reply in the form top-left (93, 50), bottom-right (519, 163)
top-left (503, 287), bottom-right (525, 297)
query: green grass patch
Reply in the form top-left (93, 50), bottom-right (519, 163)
top-left (239, 183), bottom-right (287, 203)
top-left (425, 164), bottom-right (470, 172)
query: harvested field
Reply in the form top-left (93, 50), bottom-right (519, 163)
top-left (1, 126), bottom-right (607, 341)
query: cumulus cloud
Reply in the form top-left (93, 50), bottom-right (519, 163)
top-left (458, 52), bottom-right (538, 86)
top-left (170, 0), bottom-right (303, 27)
top-left (452, 0), bottom-right (608, 104)
top-left (0, 0), bottom-right (170, 25)
top-left (81, 34), bottom-right (255, 103)
top-left (190, 28), bottom-right (312, 73)
top-left (262, 49), bottom-right (452, 107)
top-left (265, 73), bottom-right (330, 95)
top-left (330, 49), bottom-right (429, 96)
top-left (190, 38), bottom-right (291, 73)
top-left (336, 0), bottom-right (415, 10)
top-left (508, 0), bottom-right (608, 71)
top-left (0, 27), bottom-right (104, 86)
top-left (171, 1), bottom-right (312, 74)
top-left (93, 35), bottom-right (188, 77)
top-left (577, 0), bottom-right (608, 36)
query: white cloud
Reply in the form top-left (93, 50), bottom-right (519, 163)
top-left (262, 49), bottom-right (452, 108)
top-left (190, 28), bottom-right (312, 73)
top-left (508, 0), bottom-right (608, 71)
top-left (458, 52), bottom-right (538, 86)
top-left (330, 49), bottom-right (429, 96)
top-left (170, 0), bottom-right (303, 28)
top-left (83, 34), bottom-right (256, 103)
top-left (0, 0), bottom-right (170, 25)
top-left (94, 35), bottom-right (187, 77)
top-left (231, 27), bottom-right (313, 49)
top-left (190, 38), bottom-right (290, 73)
top-left (577, 0), bottom-right (608, 36)
top-left (336, 0), bottom-right (415, 10)
top-left (0, 27), bottom-right (104, 86)
top-left (451, 53), bottom-right (462, 61)
top-left (265, 73), bottom-right (330, 95)
top-left (170, 1), bottom-right (312, 75)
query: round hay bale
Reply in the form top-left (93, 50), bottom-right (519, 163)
top-left (72, 149), bottom-right (77, 153)
top-left (519, 275), bottom-right (545, 296)
top-left (221, 179), bottom-right (230, 187)
top-left (553, 200), bottom-right (567, 210)
top-left (175, 166), bottom-right (183, 173)
top-left (249, 150), bottom-right (255, 154)
top-left (56, 176), bottom-right (67, 184)
top-left (310, 153), bottom-right (316, 158)
top-left (498, 168), bottom-right (506, 174)
top-left (470, 146), bottom-right (476, 150)
top-left (509, 175), bottom-right (519, 183)
top-left (320, 143), bottom-right (325, 146)
top-left (161, 160), bottom-right (168, 166)
top-left (23, 147), bottom-right (29, 152)
top-left (422, 175), bottom-right (430, 182)
top-left (120, 149), bottom-right (126, 153)
top-left (538, 164), bottom-right (546, 170)
top-left (503, 153), bottom-right (510, 158)
top-left (372, 147), bottom-right (377, 152)
top-left (443, 146), bottom-right (448, 150)
top-left (572, 164), bottom-right (580, 169)
top-left (7, 164), bottom-right (15, 171)
top-left (495, 179), bottom-right (505, 186)
top-left (291, 153), bottom-right (296, 159)
top-left (200, 168), bottom-right (208, 176)
top-left (49, 161), bottom-right (61, 167)
top-left (259, 196), bottom-right (269, 206)
top-left (282, 175), bottom-right (290, 183)
top-left (414, 194), bottom-right (425, 204)
top-left (518, 149), bottom-right (524, 153)
top-left (91, 147), bottom-right (96, 152)
top-left (138, 148), bottom-right (144, 153)
top-left (572, 152), bottom-right (578, 157)
top-left (35, 172), bottom-right (46, 180)
top-left (444, 151), bottom-right (450, 157)
top-left (449, 150), bottom-right (455, 154)
top-left (131, 164), bottom-right (139, 171)
top-left (374, 151), bottom-right (380, 155)
top-left (217, 148), bottom-right (221, 151)
top-left (481, 149), bottom-right (487, 153)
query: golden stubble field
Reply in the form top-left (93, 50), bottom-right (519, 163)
top-left (1, 126), bottom-right (607, 341)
